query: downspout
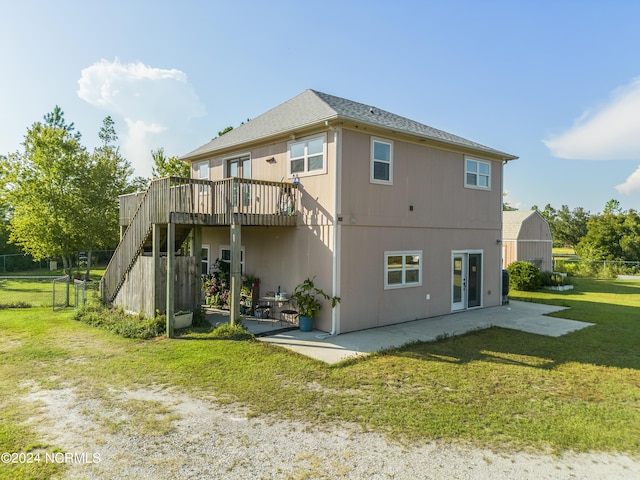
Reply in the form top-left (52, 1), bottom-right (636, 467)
top-left (317, 123), bottom-right (341, 338)
top-left (501, 159), bottom-right (508, 305)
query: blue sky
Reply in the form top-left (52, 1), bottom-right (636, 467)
top-left (2, 0), bottom-right (640, 213)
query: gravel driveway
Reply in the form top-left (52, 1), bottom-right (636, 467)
top-left (24, 384), bottom-right (639, 480)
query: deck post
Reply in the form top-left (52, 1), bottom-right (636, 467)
top-left (152, 223), bottom-right (161, 315)
top-left (192, 225), bottom-right (203, 310)
top-left (230, 213), bottom-right (242, 326)
top-left (166, 222), bottom-right (175, 338)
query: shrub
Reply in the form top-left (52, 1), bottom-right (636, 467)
top-left (540, 271), bottom-right (567, 287)
top-left (74, 304), bottom-right (166, 339)
top-left (210, 322), bottom-right (254, 341)
top-left (0, 301), bottom-right (32, 309)
top-left (507, 261), bottom-right (542, 291)
top-left (191, 307), bottom-right (208, 328)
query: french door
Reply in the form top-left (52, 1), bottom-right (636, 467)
top-left (452, 251), bottom-right (482, 311)
top-left (228, 156), bottom-right (251, 208)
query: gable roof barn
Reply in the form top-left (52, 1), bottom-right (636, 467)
top-left (503, 210), bottom-right (550, 240)
top-left (182, 89), bottom-right (518, 162)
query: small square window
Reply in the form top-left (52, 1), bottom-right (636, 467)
top-left (194, 161), bottom-right (208, 180)
top-left (465, 158), bottom-right (491, 190)
top-left (288, 135), bottom-right (326, 176)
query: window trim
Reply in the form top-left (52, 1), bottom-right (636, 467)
top-left (219, 245), bottom-right (245, 275)
top-left (464, 157), bottom-right (491, 190)
top-left (222, 152), bottom-right (252, 179)
top-left (287, 133), bottom-right (327, 178)
top-left (370, 137), bottom-right (393, 185)
top-left (194, 160), bottom-right (209, 180)
top-left (201, 244), bottom-right (210, 276)
top-left (384, 250), bottom-right (422, 289)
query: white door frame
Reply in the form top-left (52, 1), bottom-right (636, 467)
top-left (451, 249), bottom-right (483, 312)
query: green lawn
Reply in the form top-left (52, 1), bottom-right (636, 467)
top-left (0, 268), bottom-right (104, 308)
top-left (553, 247), bottom-right (576, 255)
top-left (0, 277), bottom-right (55, 307)
top-left (0, 277), bottom-right (639, 478)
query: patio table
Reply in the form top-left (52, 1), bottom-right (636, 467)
top-left (257, 296), bottom-right (296, 325)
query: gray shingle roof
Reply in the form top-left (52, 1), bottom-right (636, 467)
top-left (182, 89), bottom-right (518, 160)
top-left (503, 210), bottom-right (538, 240)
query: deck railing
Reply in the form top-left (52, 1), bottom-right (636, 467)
top-left (105, 177), bottom-right (298, 302)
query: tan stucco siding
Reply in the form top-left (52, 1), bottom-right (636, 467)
top-left (338, 225), bottom-right (502, 333)
top-left (192, 129), bottom-right (337, 227)
top-left (339, 129), bottom-right (502, 230)
top-left (201, 222), bottom-right (336, 332)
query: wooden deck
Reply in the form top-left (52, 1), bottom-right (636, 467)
top-left (120, 177), bottom-right (299, 228)
top-left (104, 177), bottom-right (298, 303)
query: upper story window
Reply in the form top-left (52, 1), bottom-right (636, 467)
top-left (371, 138), bottom-right (393, 184)
top-left (385, 251), bottom-right (422, 289)
top-left (195, 160), bottom-right (209, 180)
top-left (465, 158), bottom-right (491, 189)
top-left (288, 134), bottom-right (326, 176)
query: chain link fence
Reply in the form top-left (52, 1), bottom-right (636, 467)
top-left (0, 275), bottom-right (97, 310)
top-left (0, 250), bottom-right (114, 274)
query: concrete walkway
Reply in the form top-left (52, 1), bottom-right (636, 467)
top-left (258, 301), bottom-right (595, 364)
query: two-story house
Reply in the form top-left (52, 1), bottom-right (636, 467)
top-left (103, 89), bottom-right (517, 334)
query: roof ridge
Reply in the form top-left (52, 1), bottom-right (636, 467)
top-left (181, 89), bottom-right (517, 161)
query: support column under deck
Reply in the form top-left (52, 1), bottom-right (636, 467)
top-left (152, 224), bottom-right (161, 315)
top-left (166, 222), bottom-right (175, 338)
top-left (192, 225), bottom-right (203, 309)
top-left (230, 214), bottom-right (242, 325)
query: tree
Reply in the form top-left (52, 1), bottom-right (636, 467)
top-left (535, 203), bottom-right (589, 248)
top-left (76, 116), bottom-right (134, 278)
top-left (151, 148), bottom-right (189, 178)
top-left (502, 192), bottom-right (517, 211)
top-left (4, 107), bottom-right (87, 284)
top-left (127, 176), bottom-right (151, 192)
top-left (217, 125), bottom-right (234, 137)
top-left (4, 109), bottom-right (138, 291)
top-left (576, 199), bottom-right (640, 261)
top-left (553, 205), bottom-right (590, 248)
top-left (0, 158), bottom-right (17, 258)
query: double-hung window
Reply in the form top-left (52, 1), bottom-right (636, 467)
top-left (371, 137), bottom-right (393, 184)
top-left (220, 245), bottom-right (245, 275)
top-left (195, 160), bottom-right (209, 180)
top-left (194, 160), bottom-right (210, 196)
top-left (289, 134), bottom-right (326, 176)
top-left (465, 158), bottom-right (491, 189)
top-left (385, 251), bottom-right (422, 289)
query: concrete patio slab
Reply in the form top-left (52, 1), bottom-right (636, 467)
top-left (204, 308), bottom-right (297, 336)
top-left (258, 301), bottom-right (595, 364)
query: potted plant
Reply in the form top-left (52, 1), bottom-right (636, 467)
top-left (290, 277), bottom-right (340, 332)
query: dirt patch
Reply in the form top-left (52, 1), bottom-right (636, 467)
top-left (22, 383), bottom-right (640, 479)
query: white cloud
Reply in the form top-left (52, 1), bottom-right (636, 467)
top-left (78, 59), bottom-right (205, 177)
top-left (502, 190), bottom-right (522, 210)
top-left (543, 77), bottom-right (640, 161)
top-left (615, 165), bottom-right (640, 194)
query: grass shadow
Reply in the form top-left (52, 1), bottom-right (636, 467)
top-left (385, 278), bottom-right (640, 371)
